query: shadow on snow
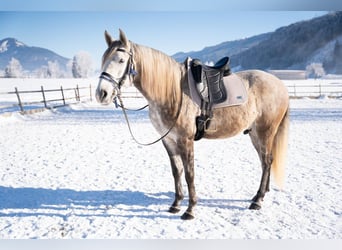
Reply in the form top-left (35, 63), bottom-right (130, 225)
top-left (0, 186), bottom-right (249, 219)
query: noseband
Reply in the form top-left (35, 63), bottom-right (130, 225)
top-left (99, 47), bottom-right (137, 94)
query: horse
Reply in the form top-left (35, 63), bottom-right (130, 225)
top-left (95, 29), bottom-right (289, 220)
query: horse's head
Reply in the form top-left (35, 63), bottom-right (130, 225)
top-left (96, 29), bottom-right (133, 105)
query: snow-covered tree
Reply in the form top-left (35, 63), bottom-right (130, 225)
top-left (72, 51), bottom-right (93, 78)
top-left (306, 63), bottom-right (326, 79)
top-left (47, 60), bottom-right (62, 78)
top-left (4, 57), bottom-right (23, 78)
top-left (34, 66), bottom-right (48, 78)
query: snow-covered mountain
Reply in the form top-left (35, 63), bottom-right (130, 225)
top-left (0, 38), bottom-right (70, 72)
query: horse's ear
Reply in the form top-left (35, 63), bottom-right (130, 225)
top-left (105, 30), bottom-right (114, 47)
top-left (119, 29), bottom-right (129, 47)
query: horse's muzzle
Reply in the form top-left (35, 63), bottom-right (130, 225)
top-left (98, 89), bottom-right (108, 102)
top-left (96, 88), bottom-right (116, 105)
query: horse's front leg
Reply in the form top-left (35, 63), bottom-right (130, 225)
top-left (163, 137), bottom-right (197, 220)
top-left (162, 139), bottom-right (184, 214)
top-left (179, 138), bottom-right (197, 220)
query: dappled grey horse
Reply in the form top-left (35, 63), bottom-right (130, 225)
top-left (96, 29), bottom-right (289, 220)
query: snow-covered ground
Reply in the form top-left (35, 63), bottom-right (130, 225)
top-left (0, 91), bottom-right (341, 239)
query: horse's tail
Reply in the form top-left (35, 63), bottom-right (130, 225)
top-left (271, 105), bottom-right (289, 189)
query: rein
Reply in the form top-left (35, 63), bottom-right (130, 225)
top-left (99, 47), bottom-right (183, 146)
top-left (116, 91), bottom-right (183, 146)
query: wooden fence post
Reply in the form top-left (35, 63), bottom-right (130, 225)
top-left (60, 86), bottom-right (66, 106)
top-left (41, 86), bottom-right (47, 108)
top-left (89, 84), bottom-right (93, 102)
top-left (76, 84), bottom-right (80, 101)
top-left (15, 87), bottom-right (24, 112)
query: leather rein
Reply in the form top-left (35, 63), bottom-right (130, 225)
top-left (99, 47), bottom-right (183, 146)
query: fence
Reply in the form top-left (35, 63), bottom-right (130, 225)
top-left (0, 84), bottom-right (93, 115)
top-left (1, 81), bottom-right (341, 115)
top-left (284, 81), bottom-right (342, 98)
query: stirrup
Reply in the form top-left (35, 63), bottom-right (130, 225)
top-left (194, 114), bottom-right (211, 141)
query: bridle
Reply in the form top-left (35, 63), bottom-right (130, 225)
top-left (99, 47), bottom-right (136, 100)
top-left (98, 47), bottom-right (183, 146)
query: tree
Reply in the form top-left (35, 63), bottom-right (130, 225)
top-left (34, 66), bottom-right (49, 78)
top-left (47, 60), bottom-right (62, 78)
top-left (306, 63), bottom-right (326, 79)
top-left (72, 51), bottom-right (93, 78)
top-left (5, 57), bottom-right (23, 78)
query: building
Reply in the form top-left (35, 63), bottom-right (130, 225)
top-left (268, 70), bottom-right (307, 80)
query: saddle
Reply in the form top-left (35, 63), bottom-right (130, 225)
top-left (190, 57), bottom-right (231, 140)
top-left (191, 57), bottom-right (231, 104)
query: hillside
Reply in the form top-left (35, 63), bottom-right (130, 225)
top-left (172, 33), bottom-right (271, 63)
top-left (173, 12), bottom-right (342, 74)
top-left (0, 38), bottom-right (70, 72)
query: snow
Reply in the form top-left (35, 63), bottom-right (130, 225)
top-left (0, 39), bottom-right (26, 54)
top-left (15, 40), bottom-right (25, 47)
top-left (0, 40), bottom-right (9, 53)
top-left (0, 79), bottom-right (342, 239)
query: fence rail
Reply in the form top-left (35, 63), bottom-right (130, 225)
top-left (1, 81), bottom-right (341, 115)
top-left (285, 83), bottom-right (342, 98)
top-left (0, 84), bottom-right (93, 114)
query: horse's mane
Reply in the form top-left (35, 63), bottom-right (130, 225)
top-left (131, 43), bottom-right (183, 109)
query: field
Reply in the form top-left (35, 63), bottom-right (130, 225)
top-left (0, 78), bottom-right (341, 239)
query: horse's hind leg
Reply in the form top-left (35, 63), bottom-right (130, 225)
top-left (249, 129), bottom-right (275, 210)
top-left (162, 139), bottom-right (184, 214)
top-left (249, 151), bottom-right (273, 210)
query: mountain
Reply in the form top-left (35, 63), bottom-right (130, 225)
top-left (172, 12), bottom-right (342, 74)
top-left (0, 38), bottom-right (70, 72)
top-left (172, 33), bottom-right (271, 63)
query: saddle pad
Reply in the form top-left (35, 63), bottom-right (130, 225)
top-left (187, 58), bottom-right (248, 109)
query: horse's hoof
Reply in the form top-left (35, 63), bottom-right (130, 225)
top-left (181, 211), bottom-right (195, 220)
top-left (249, 201), bottom-right (262, 210)
top-left (168, 206), bottom-right (181, 214)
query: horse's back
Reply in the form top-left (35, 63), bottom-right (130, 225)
top-left (236, 69), bottom-right (285, 89)
top-left (235, 69), bottom-right (289, 126)
top-left (236, 69), bottom-right (288, 104)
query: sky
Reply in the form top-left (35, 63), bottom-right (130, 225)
top-left (0, 11), bottom-right (328, 68)
top-left (0, 0), bottom-right (337, 69)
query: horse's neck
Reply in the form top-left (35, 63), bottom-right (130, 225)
top-left (131, 43), bottom-right (184, 110)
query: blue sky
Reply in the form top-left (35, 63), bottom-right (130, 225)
top-left (0, 0), bottom-right (341, 11)
top-left (0, 0), bottom-right (336, 68)
top-left (0, 11), bottom-right (327, 68)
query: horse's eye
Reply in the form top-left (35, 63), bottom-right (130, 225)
top-left (119, 58), bottom-right (125, 64)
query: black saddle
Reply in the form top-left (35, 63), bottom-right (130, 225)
top-left (190, 56), bottom-right (231, 141)
top-left (191, 56), bottom-right (230, 104)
